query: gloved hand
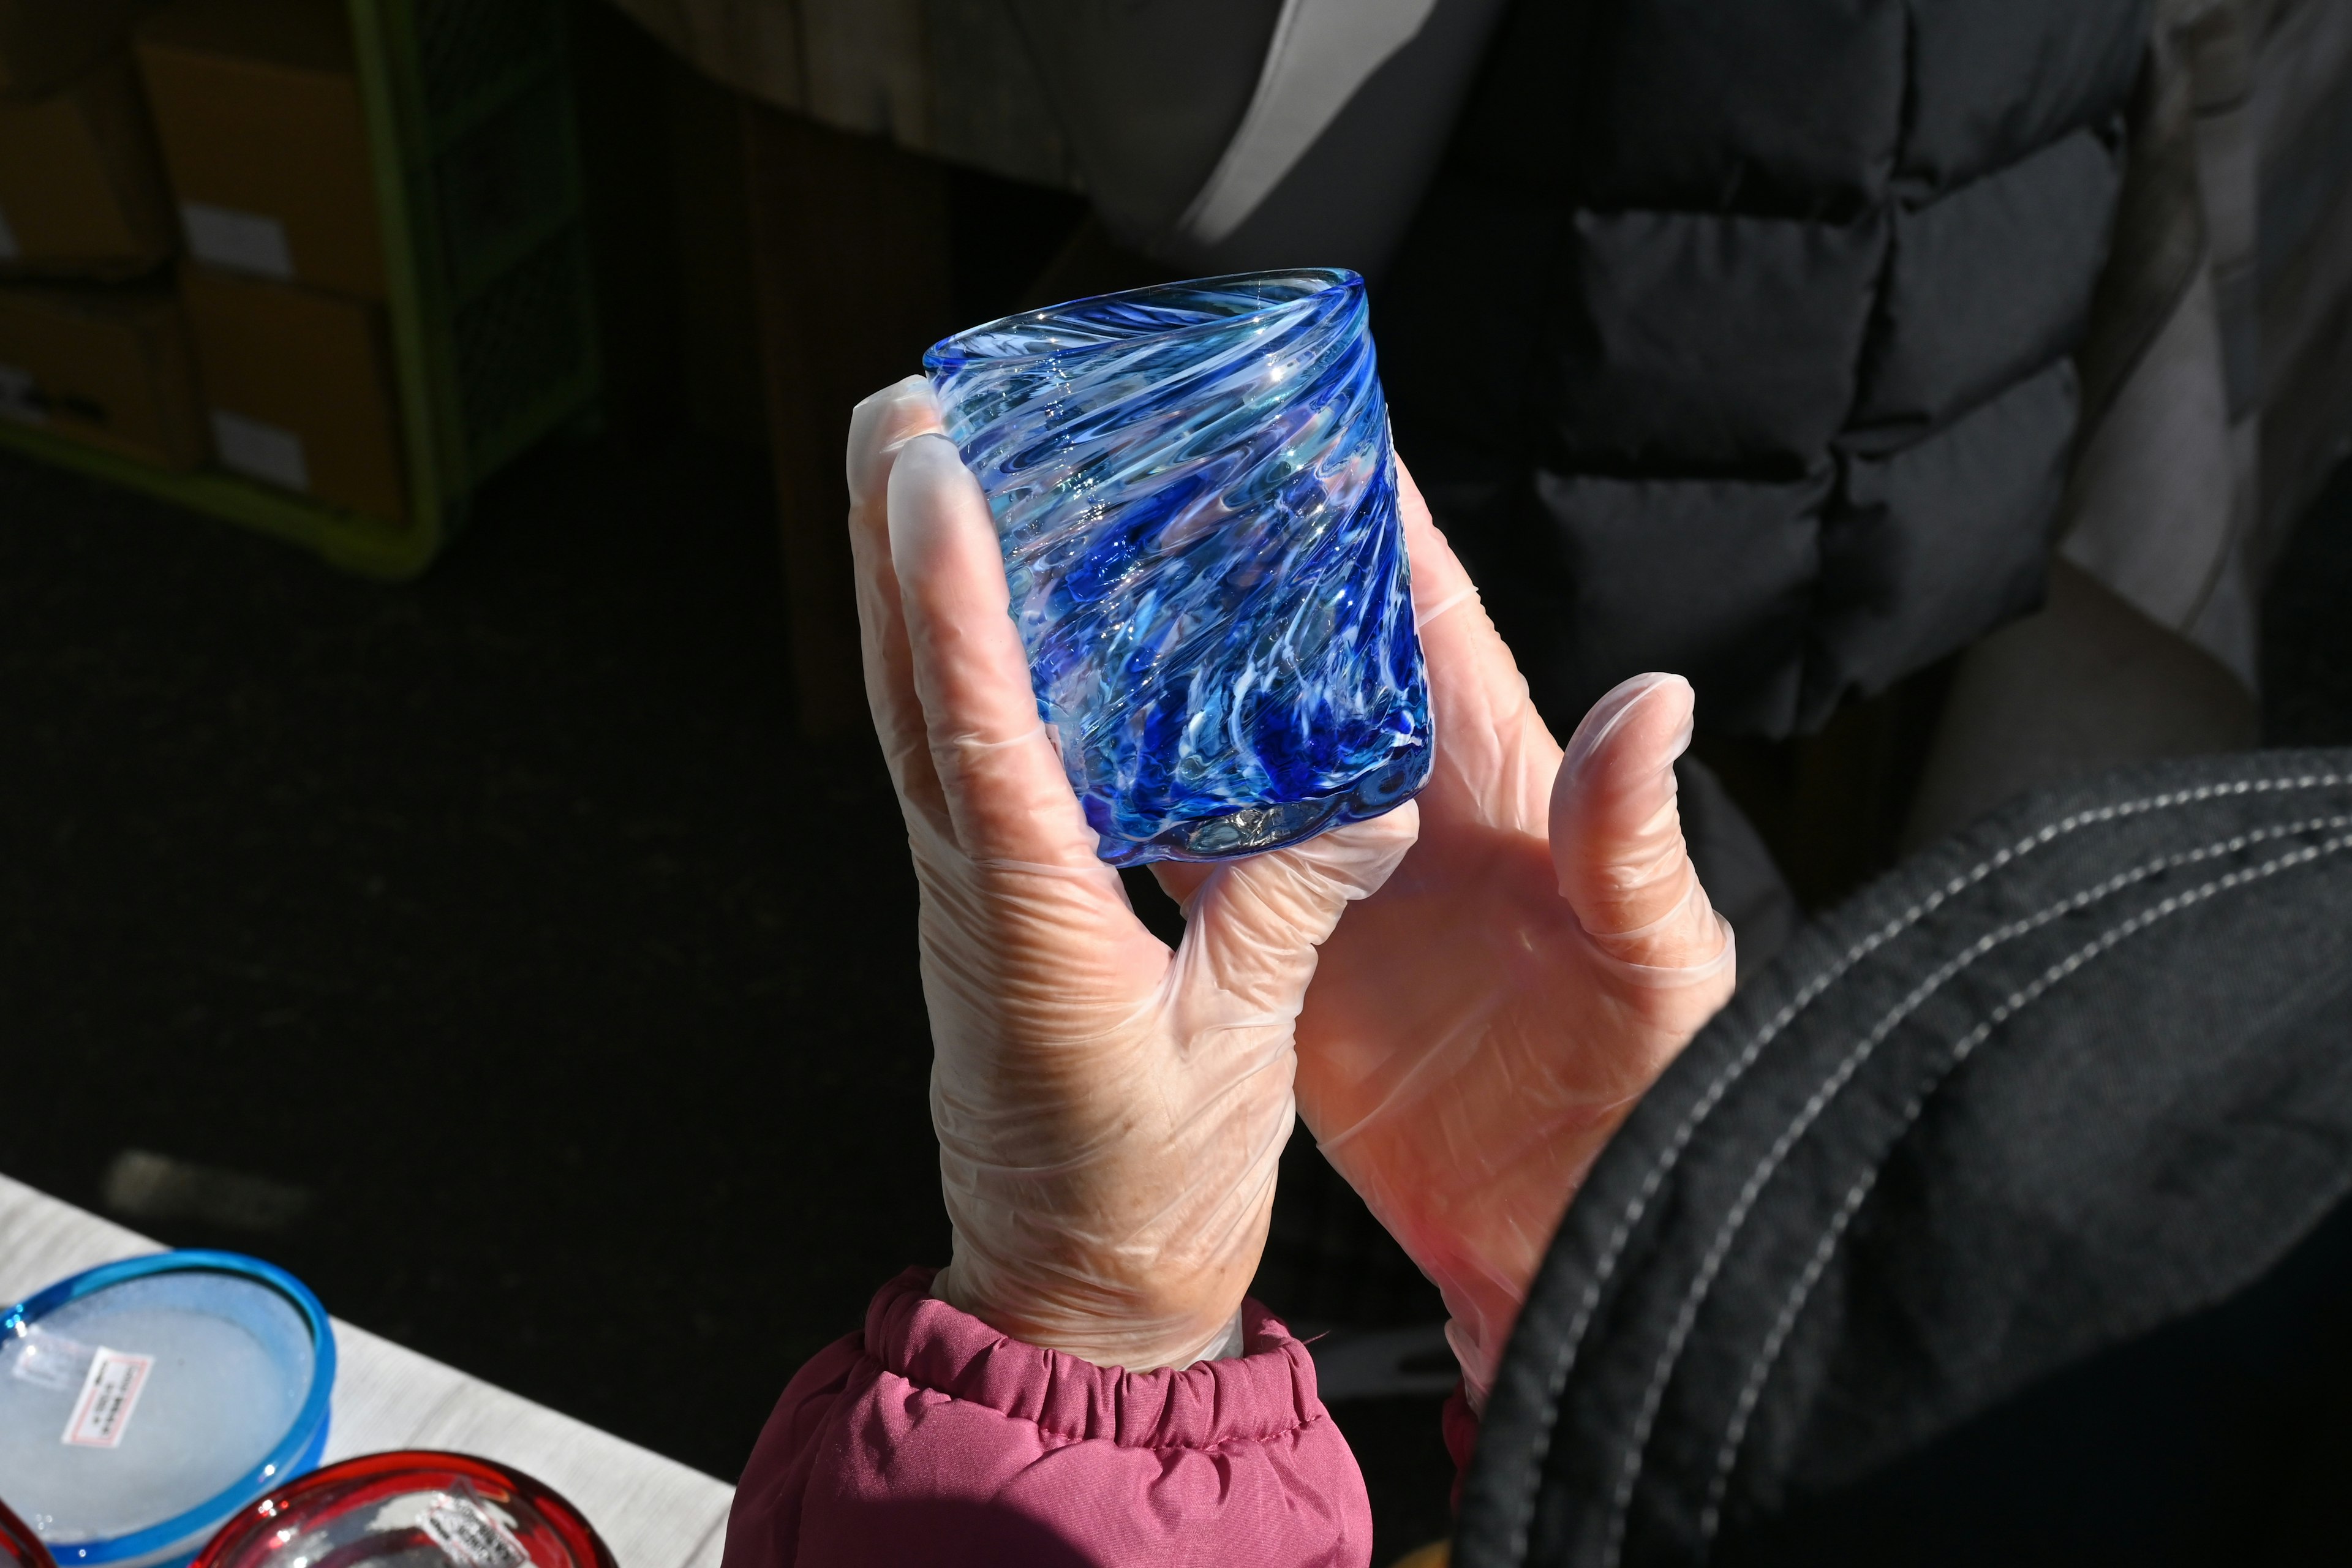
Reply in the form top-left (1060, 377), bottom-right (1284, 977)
top-left (1245, 465), bottom-right (1735, 1403)
top-left (847, 377), bottom-right (1419, 1373)
top-left (1153, 463), bottom-right (1732, 1401)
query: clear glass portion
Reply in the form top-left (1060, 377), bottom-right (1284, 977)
top-left (925, 268), bottom-right (1431, 865)
top-left (0, 1272), bottom-right (314, 1544)
top-left (214, 1476), bottom-right (559, 1568)
top-left (195, 1456), bottom-right (604, 1568)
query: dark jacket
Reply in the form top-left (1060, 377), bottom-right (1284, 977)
top-left (1461, 748), bottom-right (2352, 1566)
top-left (1379, 0), bottom-right (2152, 736)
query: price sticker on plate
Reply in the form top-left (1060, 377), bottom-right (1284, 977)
top-left (61, 1347), bottom-right (155, 1449)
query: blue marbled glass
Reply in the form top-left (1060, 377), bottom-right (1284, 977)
top-left (924, 268), bottom-right (1431, 866)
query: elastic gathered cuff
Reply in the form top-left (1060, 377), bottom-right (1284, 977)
top-left (867, 1267), bottom-right (1330, 1450)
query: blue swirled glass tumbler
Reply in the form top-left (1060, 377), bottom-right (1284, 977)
top-left (924, 268), bottom-right (1431, 866)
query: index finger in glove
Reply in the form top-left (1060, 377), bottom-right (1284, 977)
top-left (886, 433), bottom-right (1102, 870)
top-left (848, 377), bottom-right (948, 831)
top-left (1396, 459), bottom-right (1562, 837)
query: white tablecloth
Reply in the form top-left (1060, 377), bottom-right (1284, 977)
top-left (0, 1174), bottom-right (734, 1568)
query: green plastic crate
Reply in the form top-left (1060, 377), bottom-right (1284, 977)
top-left (0, 0), bottom-right (600, 579)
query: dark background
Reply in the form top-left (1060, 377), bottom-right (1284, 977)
top-left (0, 7), bottom-right (1462, 1555)
top-left (4, 7), bottom-right (2350, 1562)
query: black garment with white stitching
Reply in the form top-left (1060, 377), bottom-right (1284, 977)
top-left (1377, 0), bottom-right (2149, 737)
top-left (1458, 749), bottom-right (2352, 1566)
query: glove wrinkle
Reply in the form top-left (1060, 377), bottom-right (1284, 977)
top-left (855, 393), bottom-right (1734, 1400)
top-left (1414, 583), bottom-right (1482, 631)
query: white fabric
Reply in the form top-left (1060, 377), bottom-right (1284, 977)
top-left (1173, 0), bottom-right (1442, 247)
top-left (1931, 0), bottom-right (2352, 837)
top-left (2058, 265), bottom-right (2250, 677)
top-left (2060, 0), bottom-right (2263, 689)
top-left (2061, 0), bottom-right (2352, 685)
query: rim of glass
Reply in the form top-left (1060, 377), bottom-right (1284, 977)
top-left (187, 1451), bottom-right (617, 1568)
top-left (0, 1498), bottom-right (53, 1568)
top-left (1, 1251), bottom-right (337, 1567)
top-left (925, 266), bottom-right (1362, 373)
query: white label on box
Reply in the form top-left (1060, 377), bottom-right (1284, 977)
top-left (0, 201), bottom-right (19, 262)
top-left (420, 1492), bottom-right (532, 1568)
top-left (61, 1347), bottom-right (154, 1449)
top-left (213, 410), bottom-right (311, 492)
top-left (181, 202), bottom-right (294, 280)
top-left (0, 364), bottom-right (41, 426)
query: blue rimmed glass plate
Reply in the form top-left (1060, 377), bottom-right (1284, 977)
top-left (0, 1253), bottom-right (334, 1568)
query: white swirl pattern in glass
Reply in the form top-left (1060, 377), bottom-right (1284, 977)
top-left (924, 268), bottom-right (1431, 865)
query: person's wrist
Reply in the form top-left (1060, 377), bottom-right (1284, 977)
top-left (931, 1253), bottom-right (1251, 1371)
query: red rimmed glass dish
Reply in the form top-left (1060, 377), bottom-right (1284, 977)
top-left (2, 1501), bottom-right (56, 1568)
top-left (187, 1454), bottom-right (612, 1568)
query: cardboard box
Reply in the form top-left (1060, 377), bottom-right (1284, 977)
top-left (181, 265), bottom-right (405, 521)
top-left (0, 0), bottom-right (132, 100)
top-left (0, 54), bottom-right (176, 278)
top-left (135, 0), bottom-right (384, 300)
top-left (0, 279), bottom-right (207, 467)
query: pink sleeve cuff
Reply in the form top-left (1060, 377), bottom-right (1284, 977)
top-left (723, 1267), bottom-right (1372, 1568)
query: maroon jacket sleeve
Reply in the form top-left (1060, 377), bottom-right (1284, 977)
top-left (1443, 1384), bottom-right (1480, 1514)
top-left (721, 1268), bottom-right (1374, 1568)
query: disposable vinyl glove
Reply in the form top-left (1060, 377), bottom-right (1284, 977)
top-left (1163, 464), bottom-right (1738, 1403)
top-left (848, 377), bottom-right (1419, 1372)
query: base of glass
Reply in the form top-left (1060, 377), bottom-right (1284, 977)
top-left (1097, 747), bottom-right (1433, 867)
